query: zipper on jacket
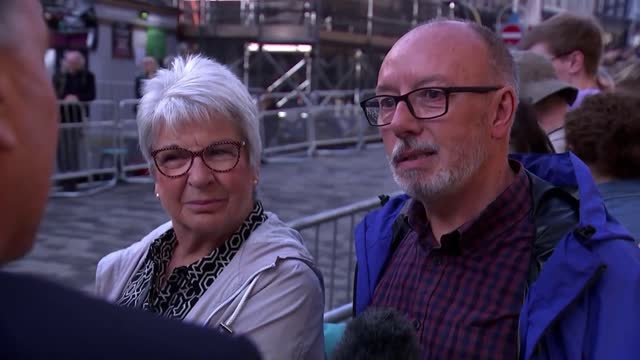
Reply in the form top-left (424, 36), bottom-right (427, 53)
top-left (523, 264), bottom-right (606, 359)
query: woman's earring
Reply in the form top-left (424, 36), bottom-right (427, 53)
top-left (253, 179), bottom-right (258, 185)
top-left (155, 193), bottom-right (160, 198)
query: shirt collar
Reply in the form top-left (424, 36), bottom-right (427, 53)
top-left (147, 201), bottom-right (268, 276)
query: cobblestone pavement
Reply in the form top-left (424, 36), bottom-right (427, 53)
top-left (5, 144), bottom-right (400, 306)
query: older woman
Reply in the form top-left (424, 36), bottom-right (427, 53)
top-left (95, 55), bottom-right (324, 359)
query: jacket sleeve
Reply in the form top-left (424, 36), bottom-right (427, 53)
top-left (135, 76), bottom-right (144, 99)
top-left (231, 259), bottom-right (325, 360)
top-left (95, 221), bottom-right (172, 301)
top-left (95, 251), bottom-right (123, 301)
top-left (587, 243), bottom-right (640, 359)
top-left (52, 74), bottom-right (64, 99)
top-left (78, 72), bottom-right (96, 102)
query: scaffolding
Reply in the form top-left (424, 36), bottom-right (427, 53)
top-left (176, 0), bottom-right (488, 107)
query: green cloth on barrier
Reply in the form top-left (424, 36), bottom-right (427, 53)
top-left (324, 323), bottom-right (346, 359)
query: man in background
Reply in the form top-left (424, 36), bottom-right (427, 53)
top-left (53, 50), bottom-right (96, 103)
top-left (520, 13), bottom-right (603, 108)
top-left (135, 56), bottom-right (159, 99)
top-left (0, 1), bottom-right (261, 358)
top-left (52, 50), bottom-right (96, 191)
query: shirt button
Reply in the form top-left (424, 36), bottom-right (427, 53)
top-left (412, 319), bottom-right (421, 330)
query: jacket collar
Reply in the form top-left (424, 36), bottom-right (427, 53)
top-left (512, 152), bottom-right (634, 244)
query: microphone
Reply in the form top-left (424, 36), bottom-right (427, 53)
top-left (332, 308), bottom-right (421, 360)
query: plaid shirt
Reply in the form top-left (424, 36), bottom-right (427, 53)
top-left (371, 161), bottom-right (533, 359)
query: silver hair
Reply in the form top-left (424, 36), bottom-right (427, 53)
top-left (137, 55), bottom-right (262, 172)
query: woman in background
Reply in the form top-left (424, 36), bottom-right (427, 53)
top-left (510, 101), bottom-right (555, 154)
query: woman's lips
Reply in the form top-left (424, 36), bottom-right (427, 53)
top-left (184, 198), bottom-right (226, 212)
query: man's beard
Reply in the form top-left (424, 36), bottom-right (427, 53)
top-left (389, 134), bottom-right (488, 204)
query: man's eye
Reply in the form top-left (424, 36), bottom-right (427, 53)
top-left (417, 89), bottom-right (444, 100)
top-left (379, 97), bottom-right (396, 109)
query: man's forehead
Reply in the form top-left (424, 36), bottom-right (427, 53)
top-left (378, 25), bottom-right (490, 90)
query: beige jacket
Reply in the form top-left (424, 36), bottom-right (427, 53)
top-left (95, 212), bottom-right (324, 360)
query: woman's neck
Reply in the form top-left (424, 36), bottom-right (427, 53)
top-left (169, 201), bottom-right (255, 269)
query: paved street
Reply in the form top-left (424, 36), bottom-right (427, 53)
top-left (5, 145), bottom-right (400, 307)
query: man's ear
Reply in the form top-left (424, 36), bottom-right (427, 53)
top-left (490, 86), bottom-right (517, 140)
top-left (567, 50), bottom-right (585, 76)
top-left (0, 74), bottom-right (17, 150)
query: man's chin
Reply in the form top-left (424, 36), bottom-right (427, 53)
top-left (393, 172), bottom-right (426, 195)
top-left (393, 170), bottom-right (453, 201)
top-left (392, 168), bottom-right (427, 187)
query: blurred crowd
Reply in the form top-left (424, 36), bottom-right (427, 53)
top-left (510, 13), bottom-right (640, 240)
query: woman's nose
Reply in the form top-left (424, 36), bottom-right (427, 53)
top-left (187, 156), bottom-right (215, 187)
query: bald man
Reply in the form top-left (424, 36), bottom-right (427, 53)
top-left (354, 19), bottom-right (640, 359)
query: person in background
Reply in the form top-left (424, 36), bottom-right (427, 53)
top-left (135, 56), bottom-right (159, 99)
top-left (565, 92), bottom-right (640, 242)
top-left (53, 50), bottom-right (96, 103)
top-left (510, 101), bottom-right (555, 154)
top-left (332, 308), bottom-right (420, 360)
top-left (511, 50), bottom-right (578, 152)
top-left (52, 50), bottom-right (97, 191)
top-left (163, 55), bottom-right (176, 69)
top-left (520, 13), bottom-right (603, 109)
top-left (0, 1), bottom-right (261, 359)
top-left (96, 55), bottom-right (324, 360)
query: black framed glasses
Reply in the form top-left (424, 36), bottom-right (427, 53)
top-left (360, 86), bottom-right (502, 127)
top-left (151, 140), bottom-right (246, 178)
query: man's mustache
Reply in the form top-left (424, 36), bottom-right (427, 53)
top-left (390, 139), bottom-right (439, 166)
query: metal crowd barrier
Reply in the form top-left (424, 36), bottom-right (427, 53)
top-left (118, 99), bottom-right (153, 184)
top-left (287, 191), bottom-right (403, 311)
top-left (51, 100), bottom-right (120, 197)
top-left (51, 89), bottom-right (381, 194)
top-left (97, 80), bottom-right (136, 104)
top-left (323, 303), bottom-right (353, 323)
top-left (260, 98), bottom-right (381, 158)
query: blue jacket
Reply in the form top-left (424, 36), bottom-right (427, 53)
top-left (354, 153), bottom-right (640, 359)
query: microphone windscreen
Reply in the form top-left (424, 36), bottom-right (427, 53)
top-left (332, 307), bottom-right (420, 360)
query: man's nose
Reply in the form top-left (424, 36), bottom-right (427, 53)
top-left (387, 101), bottom-right (422, 138)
